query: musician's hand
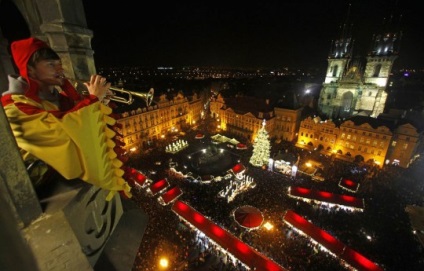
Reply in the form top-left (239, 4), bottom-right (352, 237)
top-left (83, 75), bottom-right (111, 101)
top-left (102, 89), bottom-right (113, 105)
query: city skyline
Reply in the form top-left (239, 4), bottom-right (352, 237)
top-left (82, 0), bottom-right (422, 70)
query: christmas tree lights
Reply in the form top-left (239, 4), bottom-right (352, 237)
top-left (249, 119), bottom-right (271, 167)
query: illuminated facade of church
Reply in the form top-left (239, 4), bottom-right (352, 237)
top-left (318, 19), bottom-right (401, 119)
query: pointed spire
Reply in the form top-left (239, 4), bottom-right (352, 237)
top-left (329, 3), bottom-right (354, 59)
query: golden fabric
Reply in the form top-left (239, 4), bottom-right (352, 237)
top-left (4, 95), bottom-right (132, 200)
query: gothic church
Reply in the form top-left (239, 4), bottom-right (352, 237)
top-left (318, 13), bottom-right (401, 120)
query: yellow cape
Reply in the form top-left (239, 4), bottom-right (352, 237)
top-left (4, 95), bottom-right (132, 200)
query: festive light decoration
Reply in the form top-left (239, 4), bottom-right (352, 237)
top-left (250, 119), bottom-right (271, 167)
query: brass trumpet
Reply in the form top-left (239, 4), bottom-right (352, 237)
top-left (74, 80), bottom-right (154, 106)
top-left (108, 87), bottom-right (154, 106)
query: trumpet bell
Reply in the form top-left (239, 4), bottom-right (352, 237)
top-left (109, 87), bottom-right (154, 106)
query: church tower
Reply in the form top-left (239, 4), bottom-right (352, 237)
top-left (319, 4), bottom-right (356, 119)
top-left (362, 15), bottom-right (402, 117)
top-left (318, 6), bottom-right (402, 120)
top-left (364, 16), bottom-right (402, 87)
top-left (324, 27), bottom-right (354, 84)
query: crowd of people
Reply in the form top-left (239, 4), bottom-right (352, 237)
top-left (129, 130), bottom-right (424, 271)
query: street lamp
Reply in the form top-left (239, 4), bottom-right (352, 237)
top-left (263, 222), bottom-right (274, 231)
top-left (159, 257), bottom-right (169, 269)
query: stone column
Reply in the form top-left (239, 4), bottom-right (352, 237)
top-left (35, 0), bottom-right (96, 82)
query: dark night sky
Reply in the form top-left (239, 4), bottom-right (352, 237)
top-left (82, 0), bottom-right (423, 70)
top-left (1, 0), bottom-right (422, 70)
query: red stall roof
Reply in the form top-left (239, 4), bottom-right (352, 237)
top-left (159, 186), bottom-right (183, 205)
top-left (231, 163), bottom-right (246, 174)
top-left (172, 200), bottom-right (287, 271)
top-left (283, 210), bottom-right (383, 271)
top-left (125, 167), bottom-right (148, 186)
top-left (288, 186), bottom-right (365, 210)
top-left (341, 247), bottom-right (383, 271)
top-left (149, 179), bottom-right (169, 195)
top-left (283, 210), bottom-right (345, 255)
top-left (338, 178), bottom-right (360, 193)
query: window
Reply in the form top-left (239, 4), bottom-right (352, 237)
top-left (332, 65), bottom-right (338, 77)
top-left (392, 141), bottom-right (397, 147)
top-left (373, 64), bottom-right (382, 77)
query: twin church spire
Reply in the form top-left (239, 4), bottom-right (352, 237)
top-left (318, 3), bottom-right (403, 120)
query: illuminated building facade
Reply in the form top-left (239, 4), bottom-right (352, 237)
top-left (210, 94), bottom-right (302, 143)
top-left (296, 115), bottom-right (422, 168)
top-left (335, 117), bottom-right (393, 167)
top-left (386, 123), bottom-right (422, 168)
top-left (297, 116), bottom-right (339, 153)
top-left (116, 91), bottom-right (203, 152)
top-left (211, 96), bottom-right (276, 142)
top-left (318, 15), bottom-right (401, 119)
top-left (274, 107), bottom-right (303, 142)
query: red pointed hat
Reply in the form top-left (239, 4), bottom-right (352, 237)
top-left (11, 37), bottom-right (49, 79)
top-left (10, 37), bottom-right (82, 102)
top-left (10, 37), bottom-right (49, 99)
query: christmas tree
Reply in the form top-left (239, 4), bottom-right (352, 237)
top-left (249, 119), bottom-right (271, 167)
